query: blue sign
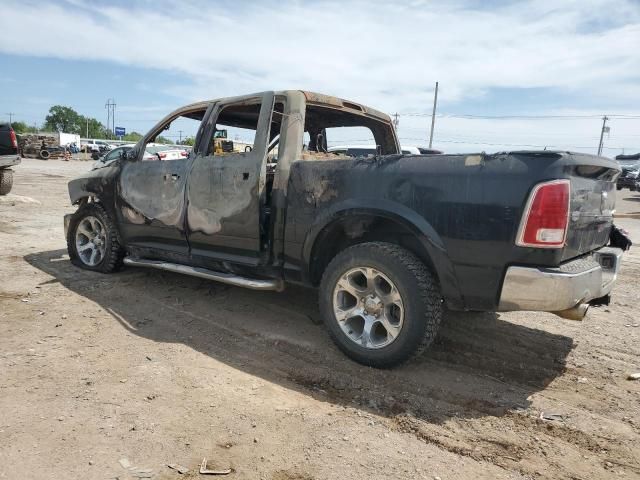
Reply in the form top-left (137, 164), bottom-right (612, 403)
top-left (114, 127), bottom-right (126, 137)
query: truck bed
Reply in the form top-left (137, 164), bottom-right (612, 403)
top-left (286, 151), bottom-right (620, 311)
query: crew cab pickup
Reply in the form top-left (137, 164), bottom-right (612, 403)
top-left (64, 90), bottom-right (629, 367)
top-left (0, 123), bottom-right (21, 195)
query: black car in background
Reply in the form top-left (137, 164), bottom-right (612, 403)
top-left (0, 123), bottom-right (21, 195)
top-left (615, 153), bottom-right (640, 191)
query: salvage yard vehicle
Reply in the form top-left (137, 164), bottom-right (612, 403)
top-left (64, 90), bottom-right (629, 368)
top-left (92, 143), bottom-right (188, 170)
top-left (328, 145), bottom-right (422, 156)
top-left (0, 123), bottom-right (21, 195)
top-left (615, 153), bottom-right (640, 191)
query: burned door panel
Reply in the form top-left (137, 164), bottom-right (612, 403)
top-left (186, 93), bottom-right (275, 266)
top-left (117, 158), bottom-right (190, 256)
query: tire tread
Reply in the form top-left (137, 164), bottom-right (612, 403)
top-left (320, 241), bottom-right (442, 367)
top-left (67, 202), bottom-right (124, 273)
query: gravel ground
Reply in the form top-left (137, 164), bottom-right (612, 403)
top-left (1, 158), bottom-right (639, 480)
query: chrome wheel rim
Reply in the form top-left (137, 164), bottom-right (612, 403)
top-left (332, 267), bottom-right (404, 349)
top-left (75, 216), bottom-right (107, 267)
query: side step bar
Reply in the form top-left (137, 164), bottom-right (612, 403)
top-left (123, 257), bottom-right (285, 292)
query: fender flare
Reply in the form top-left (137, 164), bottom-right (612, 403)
top-left (302, 198), bottom-right (464, 308)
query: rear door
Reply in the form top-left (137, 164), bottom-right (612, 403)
top-left (186, 92), bottom-right (275, 267)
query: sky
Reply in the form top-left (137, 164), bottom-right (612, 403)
top-left (1, 0), bottom-right (639, 155)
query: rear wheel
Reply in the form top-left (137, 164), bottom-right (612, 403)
top-left (67, 203), bottom-right (124, 273)
top-left (0, 169), bottom-right (13, 195)
top-left (319, 242), bottom-right (442, 368)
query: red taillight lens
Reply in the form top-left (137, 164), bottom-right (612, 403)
top-left (158, 152), bottom-right (167, 159)
top-left (517, 179), bottom-right (570, 248)
top-left (9, 129), bottom-right (17, 149)
top-left (180, 150), bottom-right (187, 157)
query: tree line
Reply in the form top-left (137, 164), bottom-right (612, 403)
top-left (10, 105), bottom-right (194, 145)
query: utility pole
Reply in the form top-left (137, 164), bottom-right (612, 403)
top-left (6, 112), bottom-right (15, 124)
top-left (392, 113), bottom-right (399, 131)
top-left (86, 118), bottom-right (89, 138)
top-left (105, 98), bottom-right (116, 139)
top-left (178, 130), bottom-right (183, 144)
top-left (597, 116), bottom-right (609, 156)
top-left (428, 81), bottom-right (439, 149)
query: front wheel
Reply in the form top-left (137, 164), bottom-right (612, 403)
top-left (319, 242), bottom-right (442, 368)
top-left (67, 203), bottom-right (124, 273)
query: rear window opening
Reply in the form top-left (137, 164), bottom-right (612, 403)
top-left (302, 105), bottom-right (398, 159)
top-left (209, 103), bottom-right (261, 155)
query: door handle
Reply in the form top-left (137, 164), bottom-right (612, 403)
top-left (164, 173), bottom-right (180, 181)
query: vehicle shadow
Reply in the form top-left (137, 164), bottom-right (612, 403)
top-left (25, 249), bottom-right (574, 424)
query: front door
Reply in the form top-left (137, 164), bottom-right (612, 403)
top-left (186, 92), bottom-right (275, 267)
top-left (115, 104), bottom-right (211, 261)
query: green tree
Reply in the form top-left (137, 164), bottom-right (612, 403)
top-left (155, 135), bottom-right (174, 145)
top-left (10, 121), bottom-right (38, 134)
top-left (179, 136), bottom-right (196, 146)
top-left (123, 131), bottom-right (143, 142)
top-left (80, 116), bottom-right (110, 139)
top-left (44, 105), bottom-right (83, 134)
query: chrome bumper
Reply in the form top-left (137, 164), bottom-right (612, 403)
top-left (498, 247), bottom-right (623, 311)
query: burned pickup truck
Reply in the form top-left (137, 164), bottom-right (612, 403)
top-left (65, 90), bottom-right (628, 367)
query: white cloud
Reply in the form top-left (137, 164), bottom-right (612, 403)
top-left (1, 0), bottom-right (639, 153)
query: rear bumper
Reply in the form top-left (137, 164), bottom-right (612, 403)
top-left (0, 154), bottom-right (21, 168)
top-left (498, 246), bottom-right (623, 312)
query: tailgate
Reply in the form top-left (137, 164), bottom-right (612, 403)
top-left (562, 153), bottom-right (620, 261)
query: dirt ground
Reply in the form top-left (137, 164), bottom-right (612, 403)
top-left (1, 158), bottom-right (639, 480)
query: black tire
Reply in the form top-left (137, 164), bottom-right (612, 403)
top-left (616, 185), bottom-right (623, 190)
top-left (67, 202), bottom-right (124, 273)
top-left (0, 169), bottom-right (13, 195)
top-left (319, 242), bottom-right (442, 368)
top-left (39, 149), bottom-right (50, 160)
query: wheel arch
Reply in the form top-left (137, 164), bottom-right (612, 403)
top-left (302, 202), bottom-right (464, 309)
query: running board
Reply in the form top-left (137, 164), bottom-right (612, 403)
top-left (123, 257), bottom-right (285, 291)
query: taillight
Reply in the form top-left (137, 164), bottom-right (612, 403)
top-left (180, 150), bottom-right (187, 157)
top-left (9, 129), bottom-right (17, 149)
top-left (516, 179), bottom-right (570, 248)
top-left (158, 152), bottom-right (167, 159)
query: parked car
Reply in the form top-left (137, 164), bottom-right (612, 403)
top-left (328, 145), bottom-right (424, 156)
top-left (92, 143), bottom-right (188, 169)
top-left (418, 147), bottom-right (444, 154)
top-left (615, 153), bottom-right (640, 191)
top-left (82, 139), bottom-right (113, 154)
top-left (0, 123), bottom-right (21, 195)
top-left (64, 90), bottom-right (629, 368)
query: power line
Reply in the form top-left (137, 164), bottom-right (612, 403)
top-left (105, 98), bottom-right (116, 139)
top-left (397, 136), bottom-right (639, 150)
top-left (428, 81), bottom-right (438, 149)
top-left (597, 116), bottom-right (609, 156)
top-left (398, 112), bottom-right (640, 119)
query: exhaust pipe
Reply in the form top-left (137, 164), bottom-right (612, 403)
top-left (553, 303), bottom-right (589, 321)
